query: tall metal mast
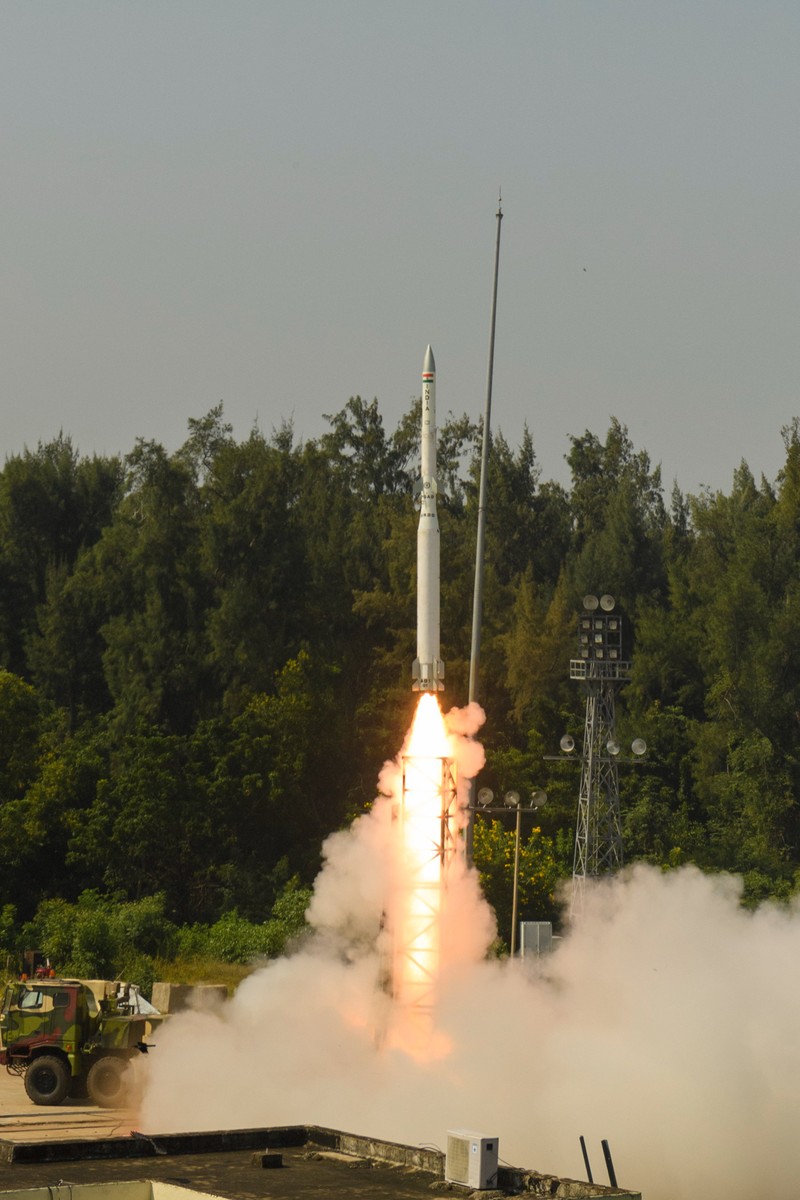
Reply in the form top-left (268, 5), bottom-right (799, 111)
top-left (465, 197), bottom-right (503, 863)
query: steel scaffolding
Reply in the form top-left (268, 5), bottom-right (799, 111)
top-left (392, 754), bottom-right (457, 1018)
top-left (569, 600), bottom-right (631, 916)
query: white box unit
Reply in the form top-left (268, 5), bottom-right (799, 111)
top-left (520, 920), bottom-right (552, 957)
top-left (445, 1130), bottom-right (499, 1189)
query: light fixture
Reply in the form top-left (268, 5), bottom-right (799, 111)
top-left (600, 594), bottom-right (616, 612)
top-left (583, 594), bottom-right (599, 611)
top-left (560, 734), bottom-right (575, 753)
top-left (504, 790), bottom-right (520, 807)
top-left (477, 787), bottom-right (494, 807)
top-left (631, 738), bottom-right (647, 757)
top-left (607, 739), bottom-right (620, 756)
top-left (530, 790), bottom-right (548, 808)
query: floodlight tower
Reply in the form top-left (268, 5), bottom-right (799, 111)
top-left (567, 594), bottom-right (636, 915)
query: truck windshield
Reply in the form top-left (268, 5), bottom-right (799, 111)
top-left (19, 990), bottom-right (44, 1010)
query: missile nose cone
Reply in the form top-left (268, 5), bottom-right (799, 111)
top-left (423, 345), bottom-right (435, 375)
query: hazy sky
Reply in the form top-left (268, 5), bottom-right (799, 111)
top-left (2, 1), bottom-right (798, 496)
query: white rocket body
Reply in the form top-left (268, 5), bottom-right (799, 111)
top-left (412, 345), bottom-right (445, 692)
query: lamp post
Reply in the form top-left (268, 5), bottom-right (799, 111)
top-left (471, 787), bottom-right (547, 954)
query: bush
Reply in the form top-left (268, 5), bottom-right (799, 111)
top-left (22, 891), bottom-right (178, 985)
top-left (264, 877), bottom-right (311, 955)
top-left (114, 951), bottom-right (156, 998)
top-left (11, 881), bottom-right (312, 981)
top-left (174, 922), bottom-right (212, 960)
top-left (205, 910), bottom-right (273, 963)
top-left (22, 898), bottom-right (77, 968)
top-left (0, 904), bottom-right (17, 955)
top-left (114, 894), bottom-right (178, 959)
top-left (69, 908), bottom-right (116, 978)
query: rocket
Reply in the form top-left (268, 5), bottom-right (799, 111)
top-left (412, 345), bottom-right (445, 692)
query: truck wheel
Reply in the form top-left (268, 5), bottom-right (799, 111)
top-left (24, 1056), bottom-right (71, 1106)
top-left (87, 1056), bottom-right (129, 1108)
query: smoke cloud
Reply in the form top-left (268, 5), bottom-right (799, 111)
top-left (139, 707), bottom-right (800, 1200)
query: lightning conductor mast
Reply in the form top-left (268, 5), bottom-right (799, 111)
top-left (412, 345), bottom-right (445, 692)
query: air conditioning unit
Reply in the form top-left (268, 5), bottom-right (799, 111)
top-left (445, 1130), bottom-right (499, 1189)
top-left (520, 920), bottom-right (553, 957)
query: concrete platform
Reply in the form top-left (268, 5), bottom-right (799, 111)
top-left (0, 1125), bottom-right (641, 1200)
top-left (0, 1073), bottom-right (640, 1199)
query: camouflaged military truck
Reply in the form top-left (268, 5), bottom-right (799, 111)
top-left (0, 976), bottom-right (164, 1107)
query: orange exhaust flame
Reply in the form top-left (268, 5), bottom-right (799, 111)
top-left (388, 693), bottom-right (455, 1059)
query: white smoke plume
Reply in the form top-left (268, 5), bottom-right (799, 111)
top-left (139, 706), bottom-right (800, 1200)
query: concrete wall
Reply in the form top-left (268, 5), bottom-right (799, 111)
top-left (0, 1182), bottom-right (231, 1200)
top-left (305, 1129), bottom-right (641, 1199)
top-left (150, 983), bottom-right (228, 1014)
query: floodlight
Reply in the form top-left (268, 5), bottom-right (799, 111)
top-left (530, 790), bottom-right (548, 808)
top-left (583, 594), bottom-right (599, 611)
top-left (560, 734), bottom-right (575, 753)
top-left (600, 594), bottom-right (616, 612)
top-left (607, 739), bottom-right (620, 756)
top-left (477, 788), bottom-right (494, 807)
top-left (631, 738), bottom-right (647, 757)
top-left (504, 790), bottom-right (520, 807)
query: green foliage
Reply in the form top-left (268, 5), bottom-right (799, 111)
top-left (472, 818), bottom-right (559, 946)
top-left (0, 904), bottom-right (17, 954)
top-left (172, 878), bottom-right (312, 964)
top-left (2, 401), bottom-right (800, 929)
top-left (203, 911), bottom-right (279, 963)
top-left (20, 892), bottom-right (178, 995)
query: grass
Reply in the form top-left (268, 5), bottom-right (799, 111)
top-left (151, 955), bottom-right (257, 996)
top-left (1, 956), bottom-right (261, 999)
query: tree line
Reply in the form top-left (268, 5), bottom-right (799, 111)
top-left (1, 398), bottom-right (799, 956)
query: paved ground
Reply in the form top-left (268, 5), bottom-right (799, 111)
top-left (0, 1068), bottom-right (137, 1143)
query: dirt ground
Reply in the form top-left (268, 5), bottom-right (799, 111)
top-left (0, 1066), bottom-right (138, 1142)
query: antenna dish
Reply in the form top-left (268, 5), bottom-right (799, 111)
top-left (631, 738), bottom-right (647, 757)
top-left (583, 594), bottom-right (599, 611)
top-left (560, 734), bottom-right (575, 753)
top-left (477, 787), bottom-right (494, 807)
top-left (600, 594), bottom-right (616, 612)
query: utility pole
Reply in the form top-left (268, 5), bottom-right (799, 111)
top-left (466, 196), bottom-right (503, 865)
